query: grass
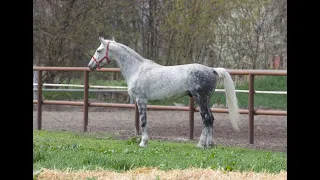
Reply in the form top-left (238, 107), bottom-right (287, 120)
top-left (33, 130), bottom-right (287, 173)
top-left (42, 76), bottom-right (287, 110)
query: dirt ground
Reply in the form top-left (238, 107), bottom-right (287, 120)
top-left (33, 103), bottom-right (287, 152)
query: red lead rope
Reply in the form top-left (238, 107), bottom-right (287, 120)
top-left (92, 41), bottom-right (111, 69)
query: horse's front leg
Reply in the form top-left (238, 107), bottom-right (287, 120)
top-left (136, 97), bottom-right (148, 147)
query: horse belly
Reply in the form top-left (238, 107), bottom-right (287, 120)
top-left (147, 78), bottom-right (188, 101)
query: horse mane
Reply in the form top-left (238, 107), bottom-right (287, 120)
top-left (114, 42), bottom-right (145, 63)
top-left (104, 38), bottom-right (158, 65)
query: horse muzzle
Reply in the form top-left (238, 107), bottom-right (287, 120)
top-left (88, 61), bottom-right (97, 71)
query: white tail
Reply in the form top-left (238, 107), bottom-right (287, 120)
top-left (213, 68), bottom-right (240, 131)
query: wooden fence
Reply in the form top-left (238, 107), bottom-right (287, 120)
top-left (33, 67), bottom-right (287, 144)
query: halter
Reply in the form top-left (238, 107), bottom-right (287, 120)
top-left (92, 41), bottom-right (111, 69)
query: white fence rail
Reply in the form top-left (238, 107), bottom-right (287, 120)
top-left (32, 83), bottom-right (287, 95)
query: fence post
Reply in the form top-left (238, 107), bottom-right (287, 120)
top-left (83, 70), bottom-right (89, 132)
top-left (134, 102), bottom-right (140, 135)
top-left (248, 74), bottom-right (255, 144)
top-left (189, 97), bottom-right (194, 140)
top-left (37, 70), bottom-right (42, 130)
top-left (33, 71), bottom-right (38, 100)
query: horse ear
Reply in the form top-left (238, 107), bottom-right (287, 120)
top-left (99, 37), bottom-right (107, 46)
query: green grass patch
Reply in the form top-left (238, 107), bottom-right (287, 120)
top-left (33, 130), bottom-right (286, 173)
top-left (42, 79), bottom-right (127, 101)
top-left (42, 91), bottom-right (96, 101)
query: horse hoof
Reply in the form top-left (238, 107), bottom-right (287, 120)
top-left (139, 142), bottom-right (148, 147)
top-left (196, 144), bottom-right (205, 149)
top-left (207, 142), bottom-right (215, 148)
top-left (206, 144), bottom-right (215, 148)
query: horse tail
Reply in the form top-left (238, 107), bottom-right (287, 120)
top-left (213, 67), bottom-right (240, 131)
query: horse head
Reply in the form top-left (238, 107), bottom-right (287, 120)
top-left (88, 37), bottom-right (112, 70)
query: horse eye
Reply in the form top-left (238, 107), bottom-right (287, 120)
top-left (97, 50), bottom-right (101, 53)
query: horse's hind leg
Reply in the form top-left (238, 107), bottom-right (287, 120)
top-left (136, 97), bottom-right (148, 147)
top-left (193, 95), bottom-right (214, 148)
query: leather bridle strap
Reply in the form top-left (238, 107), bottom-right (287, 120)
top-left (92, 41), bottom-right (111, 69)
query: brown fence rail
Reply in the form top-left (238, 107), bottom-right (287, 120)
top-left (33, 67), bottom-right (287, 144)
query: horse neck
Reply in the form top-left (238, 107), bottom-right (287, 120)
top-left (111, 46), bottom-right (145, 82)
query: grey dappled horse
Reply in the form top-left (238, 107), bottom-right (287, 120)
top-left (88, 37), bottom-right (240, 148)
